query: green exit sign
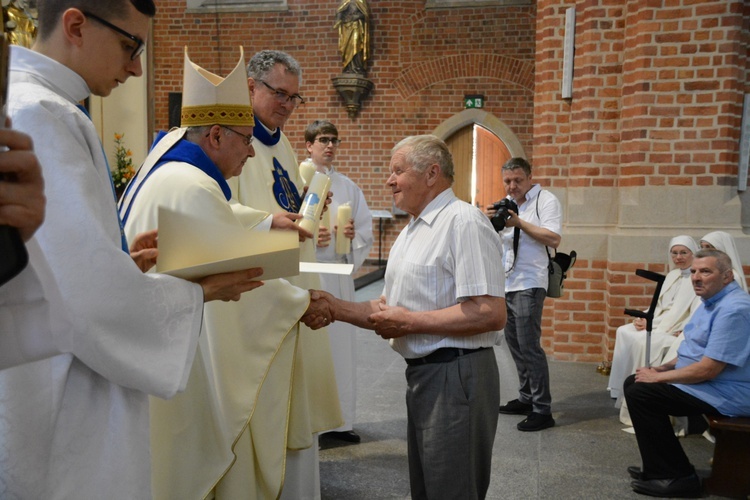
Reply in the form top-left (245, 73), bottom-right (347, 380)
top-left (464, 95), bottom-right (484, 109)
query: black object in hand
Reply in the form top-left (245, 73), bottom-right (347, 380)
top-left (490, 198), bottom-right (519, 231)
top-left (0, 223), bottom-right (28, 286)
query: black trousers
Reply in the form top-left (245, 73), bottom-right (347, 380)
top-left (623, 374), bottom-right (720, 479)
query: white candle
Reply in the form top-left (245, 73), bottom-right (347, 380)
top-left (335, 203), bottom-right (352, 255)
top-left (299, 159), bottom-right (316, 187)
top-left (298, 172), bottom-right (331, 234)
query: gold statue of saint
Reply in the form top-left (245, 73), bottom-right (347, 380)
top-left (3, 0), bottom-right (37, 49)
top-left (334, 0), bottom-right (371, 76)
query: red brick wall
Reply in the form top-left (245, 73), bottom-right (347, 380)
top-left (535, 0), bottom-right (750, 362)
top-left (151, 0), bottom-right (537, 268)
top-left (150, 0), bottom-right (749, 362)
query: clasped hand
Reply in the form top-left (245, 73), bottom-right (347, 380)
top-left (368, 298), bottom-right (411, 339)
top-left (302, 291), bottom-right (412, 339)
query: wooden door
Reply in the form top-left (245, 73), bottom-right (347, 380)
top-left (445, 125), bottom-right (474, 203)
top-left (446, 124), bottom-right (512, 207)
top-left (475, 125), bottom-right (511, 209)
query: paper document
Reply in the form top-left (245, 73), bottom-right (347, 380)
top-left (156, 206), bottom-right (300, 281)
top-left (300, 262), bottom-right (354, 275)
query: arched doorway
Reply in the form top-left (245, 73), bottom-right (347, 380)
top-left (435, 110), bottom-right (525, 209)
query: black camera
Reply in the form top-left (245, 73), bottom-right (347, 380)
top-left (490, 198), bottom-right (519, 231)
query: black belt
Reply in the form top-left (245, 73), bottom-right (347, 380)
top-left (405, 347), bottom-right (489, 366)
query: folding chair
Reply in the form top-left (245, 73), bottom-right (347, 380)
top-left (624, 269), bottom-right (666, 368)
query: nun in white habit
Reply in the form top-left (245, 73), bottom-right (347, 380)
top-left (699, 231), bottom-right (747, 291)
top-left (607, 235), bottom-right (701, 401)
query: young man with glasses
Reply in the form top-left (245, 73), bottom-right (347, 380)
top-left (1, 1), bottom-right (264, 497)
top-left (227, 50), bottom-right (342, 499)
top-left (305, 120), bottom-right (373, 445)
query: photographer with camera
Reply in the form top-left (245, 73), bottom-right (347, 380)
top-left (489, 157), bottom-right (562, 432)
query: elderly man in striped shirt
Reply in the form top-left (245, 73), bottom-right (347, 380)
top-left (312, 134), bottom-right (506, 500)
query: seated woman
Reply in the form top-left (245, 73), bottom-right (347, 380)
top-left (700, 231), bottom-right (747, 291)
top-left (607, 235), bottom-right (700, 401)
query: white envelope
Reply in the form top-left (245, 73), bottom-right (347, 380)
top-left (156, 206), bottom-right (300, 281)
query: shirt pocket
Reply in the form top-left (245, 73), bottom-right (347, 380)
top-left (390, 260), bottom-right (439, 311)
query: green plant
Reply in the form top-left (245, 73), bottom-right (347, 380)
top-left (112, 132), bottom-right (135, 190)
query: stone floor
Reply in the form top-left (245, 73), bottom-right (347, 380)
top-left (318, 280), bottom-right (721, 500)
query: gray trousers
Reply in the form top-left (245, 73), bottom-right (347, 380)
top-left (504, 287), bottom-right (552, 414)
top-left (405, 348), bottom-right (499, 500)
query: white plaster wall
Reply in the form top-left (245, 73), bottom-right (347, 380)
top-left (89, 68), bottom-right (149, 174)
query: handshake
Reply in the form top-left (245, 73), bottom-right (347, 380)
top-left (301, 290), bottom-right (337, 330)
top-left (300, 290), bottom-right (412, 339)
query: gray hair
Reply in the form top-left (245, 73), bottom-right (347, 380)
top-left (695, 249), bottom-right (732, 274)
top-left (502, 157), bottom-right (532, 177)
top-left (184, 125), bottom-right (233, 144)
top-left (185, 126), bottom-right (211, 142)
top-left (246, 50), bottom-right (302, 82)
top-left (391, 135), bottom-right (454, 183)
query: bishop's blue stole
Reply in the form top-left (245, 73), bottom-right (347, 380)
top-left (118, 131), bottom-right (231, 228)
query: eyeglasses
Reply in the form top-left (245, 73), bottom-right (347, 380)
top-left (83, 11), bottom-right (146, 61)
top-left (316, 136), bottom-right (342, 147)
top-left (220, 125), bottom-right (254, 147)
top-left (258, 80), bottom-right (306, 106)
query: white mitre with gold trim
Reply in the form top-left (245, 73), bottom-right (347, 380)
top-left (181, 46), bottom-right (254, 127)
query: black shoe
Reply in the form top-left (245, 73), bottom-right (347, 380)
top-left (326, 430), bottom-right (361, 443)
top-left (628, 466), bottom-right (644, 480)
top-left (630, 473), bottom-right (702, 498)
top-left (498, 399), bottom-right (533, 415)
top-left (517, 412), bottom-right (555, 432)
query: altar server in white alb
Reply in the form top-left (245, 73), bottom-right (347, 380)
top-left (305, 119), bottom-right (373, 443)
top-left (0, 126), bottom-right (73, 370)
top-left (0, 2), bottom-right (264, 498)
top-left (119, 46), bottom-right (338, 499)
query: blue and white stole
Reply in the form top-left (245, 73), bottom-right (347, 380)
top-left (118, 128), bottom-right (231, 227)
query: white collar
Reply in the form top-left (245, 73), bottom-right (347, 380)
top-left (10, 45), bottom-right (91, 104)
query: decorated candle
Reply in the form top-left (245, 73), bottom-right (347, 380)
top-left (298, 172), bottom-right (331, 234)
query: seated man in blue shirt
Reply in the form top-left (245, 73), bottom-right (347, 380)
top-left (623, 248), bottom-right (750, 498)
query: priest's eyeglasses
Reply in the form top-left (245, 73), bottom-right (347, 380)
top-left (83, 12), bottom-right (146, 60)
top-left (316, 136), bottom-right (342, 147)
top-left (258, 80), bottom-right (306, 106)
top-left (220, 126), bottom-right (255, 147)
